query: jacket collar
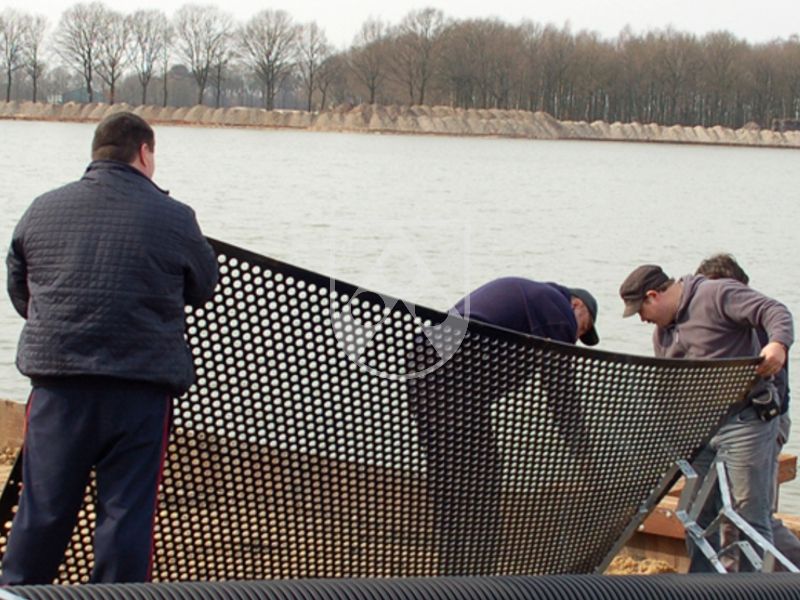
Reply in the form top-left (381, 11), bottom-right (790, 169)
top-left (83, 160), bottom-right (170, 195)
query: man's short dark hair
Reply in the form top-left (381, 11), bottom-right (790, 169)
top-left (91, 112), bottom-right (154, 163)
top-left (696, 253), bottom-right (749, 285)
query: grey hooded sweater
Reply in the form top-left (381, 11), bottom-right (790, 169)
top-left (653, 275), bottom-right (793, 360)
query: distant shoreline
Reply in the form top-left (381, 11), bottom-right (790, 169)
top-left (2, 100), bottom-right (799, 150)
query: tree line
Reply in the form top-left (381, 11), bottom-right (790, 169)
top-left (2, 2), bottom-right (800, 128)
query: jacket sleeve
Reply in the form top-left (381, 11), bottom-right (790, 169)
top-left (6, 213), bottom-right (30, 319)
top-left (718, 282), bottom-right (794, 350)
top-left (181, 212), bottom-right (219, 308)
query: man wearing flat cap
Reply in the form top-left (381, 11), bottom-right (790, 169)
top-left (619, 264), bottom-right (793, 572)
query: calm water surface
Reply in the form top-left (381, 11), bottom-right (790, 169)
top-left (1, 120), bottom-right (799, 510)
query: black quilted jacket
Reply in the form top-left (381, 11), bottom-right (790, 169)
top-left (6, 160), bottom-right (219, 395)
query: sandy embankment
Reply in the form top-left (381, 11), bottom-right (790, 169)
top-left (0, 399), bottom-right (23, 484)
top-left (1, 100), bottom-right (799, 149)
top-left (0, 397), bottom-right (673, 575)
top-left (0, 447), bottom-right (14, 482)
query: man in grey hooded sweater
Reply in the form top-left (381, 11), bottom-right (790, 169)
top-left (619, 264), bottom-right (793, 572)
top-left (696, 253), bottom-right (800, 569)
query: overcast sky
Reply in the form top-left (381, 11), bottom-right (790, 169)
top-left (1, 0), bottom-right (798, 48)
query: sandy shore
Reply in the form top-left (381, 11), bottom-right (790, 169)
top-left (0, 399), bottom-right (23, 485)
top-left (0, 397), bottom-right (674, 576)
top-left (2, 101), bottom-right (798, 149)
top-left (0, 449), bottom-right (13, 483)
top-left (0, 439), bottom-right (673, 576)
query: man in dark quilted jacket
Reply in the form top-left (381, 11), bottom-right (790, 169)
top-left (2, 112), bottom-right (218, 584)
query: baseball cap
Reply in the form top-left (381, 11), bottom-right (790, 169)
top-left (568, 287), bottom-right (599, 346)
top-left (619, 265), bottom-right (670, 318)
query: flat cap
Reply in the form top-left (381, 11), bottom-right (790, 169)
top-left (619, 264), bottom-right (670, 317)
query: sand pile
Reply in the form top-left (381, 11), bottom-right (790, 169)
top-left (606, 555), bottom-right (677, 575)
top-left (3, 101), bottom-right (800, 149)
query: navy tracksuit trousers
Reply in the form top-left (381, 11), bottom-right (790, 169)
top-left (0, 377), bottom-right (171, 584)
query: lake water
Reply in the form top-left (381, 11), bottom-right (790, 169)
top-left (1, 119), bottom-right (799, 511)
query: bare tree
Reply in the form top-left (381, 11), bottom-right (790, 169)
top-left (48, 64), bottom-right (80, 99)
top-left (55, 2), bottom-right (108, 102)
top-left (569, 30), bottom-right (615, 121)
top-left (95, 8), bottom-right (129, 104)
top-left (516, 21), bottom-right (544, 111)
top-left (438, 21), bottom-right (476, 107)
top-left (488, 22), bottom-right (527, 109)
top-left (614, 27), bottom-right (648, 122)
top-left (315, 53), bottom-right (345, 109)
top-left (160, 23), bottom-right (174, 107)
top-left (2, 5), bottom-right (794, 127)
top-left (439, 19), bottom-right (523, 109)
top-left (699, 31), bottom-right (746, 126)
top-left (174, 4), bottom-right (233, 105)
top-left (0, 9), bottom-right (26, 101)
top-left (538, 24), bottom-right (575, 117)
top-left (390, 8), bottom-right (445, 105)
top-left (744, 42), bottom-right (782, 127)
top-left (21, 14), bottom-right (47, 103)
top-left (349, 18), bottom-right (389, 104)
top-left (238, 10), bottom-right (298, 110)
top-left (210, 34), bottom-right (235, 108)
top-left (297, 21), bottom-right (330, 111)
top-left (779, 37), bottom-right (800, 120)
top-left (652, 28), bottom-right (701, 124)
top-left (128, 9), bottom-right (169, 105)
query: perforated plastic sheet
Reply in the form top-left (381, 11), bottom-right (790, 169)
top-left (0, 239), bottom-right (760, 582)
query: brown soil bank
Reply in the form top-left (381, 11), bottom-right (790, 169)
top-left (2, 101), bottom-right (799, 149)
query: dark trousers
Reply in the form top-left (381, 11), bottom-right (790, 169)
top-left (408, 339), bottom-right (503, 575)
top-left (0, 377), bottom-right (171, 585)
top-left (415, 397), bottom-right (502, 575)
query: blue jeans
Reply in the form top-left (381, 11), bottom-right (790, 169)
top-left (771, 414), bottom-right (800, 568)
top-left (687, 405), bottom-right (777, 572)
